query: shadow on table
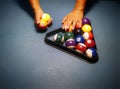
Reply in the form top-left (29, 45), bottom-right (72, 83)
top-left (84, 0), bottom-right (120, 15)
top-left (15, 0), bottom-right (34, 19)
top-left (15, 0), bottom-right (99, 18)
top-left (84, 0), bottom-right (99, 15)
top-left (15, 0), bottom-right (51, 33)
top-left (15, 0), bottom-right (99, 30)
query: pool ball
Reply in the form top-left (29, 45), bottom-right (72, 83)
top-left (53, 33), bottom-right (64, 43)
top-left (65, 38), bottom-right (76, 49)
top-left (64, 32), bottom-right (74, 41)
top-left (74, 35), bottom-right (85, 44)
top-left (75, 43), bottom-right (87, 53)
top-left (83, 32), bottom-right (93, 40)
top-left (39, 19), bottom-right (47, 28)
top-left (42, 13), bottom-right (51, 22)
top-left (86, 48), bottom-right (97, 58)
top-left (82, 18), bottom-right (91, 25)
top-left (82, 24), bottom-right (92, 32)
top-left (85, 39), bottom-right (95, 48)
top-left (73, 28), bottom-right (82, 36)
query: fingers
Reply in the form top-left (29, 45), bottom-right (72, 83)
top-left (72, 20), bottom-right (77, 29)
top-left (76, 20), bottom-right (82, 28)
top-left (62, 19), bottom-right (77, 30)
top-left (35, 19), bottom-right (40, 25)
top-left (62, 20), bottom-right (72, 30)
top-left (61, 16), bottom-right (67, 24)
top-left (35, 15), bottom-right (42, 25)
top-left (62, 19), bottom-right (83, 31)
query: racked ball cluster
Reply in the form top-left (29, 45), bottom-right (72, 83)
top-left (53, 18), bottom-right (98, 59)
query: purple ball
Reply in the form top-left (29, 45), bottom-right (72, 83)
top-left (66, 38), bottom-right (76, 49)
top-left (82, 18), bottom-right (91, 25)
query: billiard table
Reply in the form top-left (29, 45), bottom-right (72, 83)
top-left (0, 0), bottom-right (120, 89)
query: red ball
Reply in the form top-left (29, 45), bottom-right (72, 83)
top-left (85, 39), bottom-right (95, 48)
top-left (75, 43), bottom-right (87, 53)
top-left (83, 32), bottom-right (93, 40)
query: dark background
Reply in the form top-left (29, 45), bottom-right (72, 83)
top-left (0, 0), bottom-right (120, 89)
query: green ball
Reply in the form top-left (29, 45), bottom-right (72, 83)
top-left (64, 32), bottom-right (74, 41)
top-left (53, 33), bottom-right (64, 43)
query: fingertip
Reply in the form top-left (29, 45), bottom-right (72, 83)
top-left (79, 21), bottom-right (82, 28)
top-left (72, 25), bottom-right (75, 30)
top-left (65, 26), bottom-right (69, 31)
top-left (61, 20), bottom-right (64, 24)
top-left (62, 17), bottom-right (67, 24)
top-left (77, 21), bottom-right (82, 28)
top-left (35, 19), bottom-right (40, 24)
top-left (72, 22), bottom-right (76, 30)
top-left (35, 15), bottom-right (42, 24)
top-left (62, 26), bottom-right (65, 29)
top-left (50, 18), bottom-right (53, 21)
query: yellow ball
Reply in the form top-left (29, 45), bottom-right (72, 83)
top-left (39, 19), bottom-right (47, 28)
top-left (42, 13), bottom-right (51, 22)
top-left (69, 25), bottom-right (73, 32)
top-left (82, 24), bottom-right (92, 32)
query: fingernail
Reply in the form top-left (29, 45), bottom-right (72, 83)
top-left (62, 26), bottom-right (64, 29)
top-left (65, 26), bottom-right (69, 30)
top-left (64, 26), bottom-right (67, 30)
top-left (79, 24), bottom-right (82, 28)
top-left (36, 20), bottom-right (40, 24)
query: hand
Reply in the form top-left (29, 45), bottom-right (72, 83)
top-left (62, 10), bottom-right (84, 30)
top-left (34, 9), bottom-right (52, 29)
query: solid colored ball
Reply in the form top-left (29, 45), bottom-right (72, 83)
top-left (53, 33), bottom-right (64, 43)
top-left (82, 24), bottom-right (92, 32)
top-left (85, 39), bottom-right (95, 48)
top-left (73, 28), bottom-right (82, 36)
top-left (75, 43), bottom-right (87, 53)
top-left (86, 48), bottom-right (97, 58)
top-left (75, 35), bottom-right (85, 44)
top-left (83, 32), bottom-right (93, 40)
top-left (65, 38), bottom-right (76, 49)
top-left (42, 13), bottom-right (51, 22)
top-left (39, 19), bottom-right (47, 28)
top-left (82, 18), bottom-right (91, 25)
top-left (64, 32), bottom-right (74, 41)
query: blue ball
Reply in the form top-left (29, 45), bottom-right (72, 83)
top-left (75, 35), bottom-right (85, 44)
top-left (86, 48), bottom-right (97, 58)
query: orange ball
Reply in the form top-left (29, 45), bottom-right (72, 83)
top-left (39, 19), bottom-right (48, 28)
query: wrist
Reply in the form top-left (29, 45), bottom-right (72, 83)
top-left (34, 7), bottom-right (43, 14)
top-left (72, 8), bottom-right (84, 14)
top-left (73, 8), bottom-right (84, 13)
